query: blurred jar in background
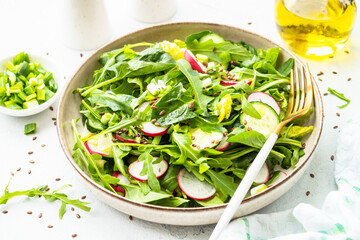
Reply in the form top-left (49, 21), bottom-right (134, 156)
top-left (275, 0), bottom-right (357, 58)
top-left (129, 0), bottom-right (177, 23)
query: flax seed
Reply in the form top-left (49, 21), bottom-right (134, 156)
top-left (318, 78), bottom-right (323, 81)
top-left (332, 71), bottom-right (337, 74)
top-left (189, 102), bottom-right (194, 109)
top-left (41, 144), bottom-right (46, 147)
top-left (54, 121), bottom-right (57, 126)
top-left (71, 207), bottom-right (75, 211)
top-left (160, 110), bottom-right (165, 116)
top-left (302, 143), bottom-right (306, 149)
top-left (331, 155), bottom-right (334, 160)
top-left (27, 211), bottom-right (32, 215)
top-left (348, 77), bottom-right (352, 81)
top-left (211, 140), bottom-right (216, 144)
top-left (51, 117), bottom-right (56, 121)
top-left (243, 120), bottom-right (247, 125)
top-left (155, 123), bottom-right (160, 127)
top-left (329, 56), bottom-right (334, 58)
top-left (29, 160), bottom-right (35, 164)
top-left (129, 215), bottom-right (133, 221)
top-left (99, 112), bottom-right (105, 115)
top-left (230, 60), bottom-right (237, 65)
top-left (28, 151), bottom-right (33, 155)
top-left (28, 170), bottom-right (31, 174)
top-left (72, 234), bottom-right (78, 238)
top-left (310, 173), bottom-right (315, 178)
top-left (46, 52), bottom-right (49, 55)
top-left (323, 93), bottom-right (328, 96)
top-left (345, 50), bottom-right (349, 54)
top-left (2, 210), bottom-right (8, 214)
top-left (48, 225), bottom-right (53, 228)
top-left (76, 214), bottom-right (81, 219)
top-left (184, 120), bottom-right (189, 125)
top-left (248, 22), bottom-right (252, 25)
top-left (333, 125), bottom-right (338, 129)
top-left (80, 53), bottom-right (83, 57)
top-left (55, 178), bottom-right (61, 181)
top-left (45, 187), bottom-right (50, 191)
top-left (212, 47), bottom-right (215, 52)
top-left (306, 191), bottom-right (310, 196)
top-left (151, 105), bottom-right (157, 109)
top-left (49, 106), bottom-right (54, 111)
top-left (10, 172), bottom-right (14, 176)
top-left (32, 137), bottom-right (37, 141)
top-left (336, 113), bottom-right (340, 117)
top-left (317, 71), bottom-right (324, 76)
top-left (16, 167), bottom-right (21, 172)
top-left (191, 136), bottom-right (195, 140)
top-left (81, 196), bottom-right (86, 200)
top-left (196, 146), bottom-right (200, 150)
top-left (247, 127), bottom-right (252, 131)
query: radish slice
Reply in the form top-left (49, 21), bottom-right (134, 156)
top-left (140, 121), bottom-right (169, 137)
top-left (138, 101), bottom-right (150, 112)
top-left (177, 168), bottom-right (216, 200)
top-left (184, 49), bottom-right (206, 73)
top-left (247, 92), bottom-right (281, 115)
top-left (128, 157), bottom-right (168, 182)
top-left (254, 163), bottom-right (270, 184)
top-left (215, 135), bottom-right (230, 151)
top-left (115, 134), bottom-right (137, 143)
top-left (111, 171), bottom-right (130, 195)
top-left (190, 128), bottom-right (223, 150)
top-left (220, 79), bottom-right (252, 86)
top-left (268, 172), bottom-right (287, 188)
top-left (84, 134), bottom-right (113, 156)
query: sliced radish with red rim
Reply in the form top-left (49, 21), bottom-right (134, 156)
top-left (247, 92), bottom-right (281, 116)
top-left (177, 168), bottom-right (216, 200)
top-left (220, 79), bottom-right (252, 86)
top-left (215, 135), bottom-right (230, 151)
top-left (84, 134), bottom-right (113, 157)
top-left (128, 157), bottom-right (168, 182)
top-left (254, 163), bottom-right (270, 184)
top-left (111, 171), bottom-right (130, 195)
top-left (138, 101), bottom-right (150, 112)
top-left (184, 49), bottom-right (206, 73)
top-left (115, 133), bottom-right (137, 143)
top-left (140, 121), bottom-right (169, 137)
top-left (268, 171), bottom-right (287, 188)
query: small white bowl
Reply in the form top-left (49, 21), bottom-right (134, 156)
top-left (0, 53), bottom-right (62, 117)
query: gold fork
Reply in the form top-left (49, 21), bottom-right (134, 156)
top-left (210, 64), bottom-right (313, 240)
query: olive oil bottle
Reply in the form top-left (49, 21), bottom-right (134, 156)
top-left (275, 0), bottom-right (357, 58)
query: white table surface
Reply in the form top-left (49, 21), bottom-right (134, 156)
top-left (0, 0), bottom-right (358, 239)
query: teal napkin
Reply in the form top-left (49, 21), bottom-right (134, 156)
top-left (219, 119), bottom-right (360, 240)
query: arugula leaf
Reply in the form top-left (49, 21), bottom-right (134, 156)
top-left (328, 87), bottom-right (351, 108)
top-left (241, 95), bottom-right (261, 119)
top-left (172, 132), bottom-right (200, 163)
top-left (185, 30), bottom-right (213, 44)
top-left (119, 184), bottom-right (171, 203)
top-left (278, 58), bottom-right (294, 76)
top-left (227, 130), bottom-right (266, 148)
top-left (195, 195), bottom-right (224, 207)
top-left (0, 183), bottom-right (90, 219)
top-left (87, 90), bottom-right (134, 114)
top-left (139, 150), bottom-right (161, 192)
top-left (207, 170), bottom-right (237, 198)
top-left (177, 59), bottom-right (213, 115)
top-left (150, 197), bottom-right (189, 207)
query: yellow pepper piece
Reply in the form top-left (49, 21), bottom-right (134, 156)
top-left (159, 41), bottom-right (185, 60)
top-left (217, 94), bottom-right (232, 123)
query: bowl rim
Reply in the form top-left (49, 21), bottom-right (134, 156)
top-left (0, 53), bottom-right (62, 117)
top-left (57, 22), bottom-right (324, 212)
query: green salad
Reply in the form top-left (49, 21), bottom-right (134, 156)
top-left (0, 52), bottom-right (57, 110)
top-left (71, 31), bottom-right (313, 207)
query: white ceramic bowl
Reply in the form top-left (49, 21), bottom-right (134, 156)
top-left (57, 22), bottom-right (323, 226)
top-left (0, 53), bottom-right (62, 117)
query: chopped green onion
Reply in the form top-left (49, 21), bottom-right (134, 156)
top-left (24, 123), bottom-right (36, 135)
top-left (328, 87), bottom-right (351, 108)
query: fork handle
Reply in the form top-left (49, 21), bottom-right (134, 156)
top-left (209, 133), bottom-right (279, 240)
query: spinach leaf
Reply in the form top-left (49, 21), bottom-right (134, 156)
top-left (151, 83), bottom-right (196, 125)
top-left (227, 130), bottom-right (266, 148)
top-left (177, 59), bottom-right (213, 116)
top-left (139, 150), bottom-right (161, 192)
top-left (159, 165), bottom-right (181, 191)
top-left (207, 170), bottom-right (237, 198)
top-left (195, 195), bottom-right (224, 207)
top-left (241, 95), bottom-right (261, 119)
top-left (185, 30), bottom-right (213, 44)
top-left (119, 184), bottom-right (171, 203)
top-left (278, 58), bottom-right (294, 76)
top-left (150, 197), bottom-right (189, 207)
top-left (87, 90), bottom-right (134, 114)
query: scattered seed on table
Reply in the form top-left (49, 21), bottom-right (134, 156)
top-left (76, 214), bottom-right (81, 219)
top-left (32, 137), bottom-right (37, 141)
top-left (71, 207), bottom-right (75, 211)
top-left (329, 56), bottom-right (334, 58)
top-left (46, 52), bottom-right (49, 55)
top-left (81, 196), bottom-right (86, 200)
top-left (16, 167), bottom-right (21, 172)
top-left (29, 160), bottom-right (35, 164)
top-left (54, 121), bottom-right (57, 126)
top-left (310, 173), bottom-right (315, 178)
top-left (317, 71), bottom-right (324, 76)
top-left (10, 172), bottom-right (14, 176)
top-left (336, 113), bottom-right (340, 117)
top-left (318, 78), bottom-right (323, 81)
top-left (302, 143), bottom-right (306, 149)
top-left (28, 170), bottom-right (31, 175)
top-left (2, 210), bottom-right (8, 214)
top-left (48, 225), bottom-right (53, 229)
top-left (27, 211), bottom-right (32, 215)
top-left (41, 144), bottom-right (46, 147)
top-left (49, 106), bottom-right (54, 111)
top-left (331, 155), bottom-right (334, 160)
top-left (345, 50), bottom-right (349, 54)
top-left (306, 191), bottom-right (310, 196)
top-left (247, 22), bottom-right (252, 25)
top-left (129, 215), bottom-right (133, 221)
top-left (72, 234), bottom-right (78, 238)
top-left (348, 77), bottom-right (352, 81)
top-left (38, 213), bottom-right (43, 218)
top-left (332, 71), bottom-right (337, 74)
top-left (55, 178), bottom-right (61, 181)
top-left (52, 118), bottom-right (56, 121)
top-left (323, 93), bottom-right (328, 96)
top-left (80, 53), bottom-right (83, 57)
top-left (28, 151), bottom-right (33, 155)
top-left (333, 125), bottom-right (338, 129)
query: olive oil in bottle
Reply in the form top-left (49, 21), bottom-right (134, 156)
top-left (275, 0), bottom-right (357, 58)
